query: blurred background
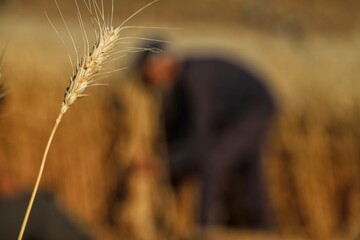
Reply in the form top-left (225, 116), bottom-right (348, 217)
top-left (0, 0), bottom-right (359, 239)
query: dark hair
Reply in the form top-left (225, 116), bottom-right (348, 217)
top-left (131, 40), bottom-right (168, 74)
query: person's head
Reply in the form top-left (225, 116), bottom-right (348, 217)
top-left (133, 40), bottom-right (179, 90)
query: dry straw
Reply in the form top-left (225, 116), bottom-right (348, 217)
top-left (17, 0), bottom-right (164, 239)
top-left (0, 76), bottom-right (5, 107)
top-left (0, 46), bottom-right (6, 101)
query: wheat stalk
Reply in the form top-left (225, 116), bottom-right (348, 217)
top-left (0, 45), bottom-right (7, 100)
top-left (0, 77), bottom-right (5, 109)
top-left (17, 0), bottom-right (160, 239)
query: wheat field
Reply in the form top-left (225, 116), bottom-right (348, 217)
top-left (0, 0), bottom-right (359, 239)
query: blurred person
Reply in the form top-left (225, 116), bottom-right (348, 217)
top-left (133, 40), bottom-right (277, 230)
top-left (0, 173), bottom-right (94, 240)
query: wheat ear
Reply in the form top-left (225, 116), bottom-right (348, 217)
top-left (17, 0), bottom-right (160, 239)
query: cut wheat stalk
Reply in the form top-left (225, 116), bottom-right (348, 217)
top-left (17, 0), bottom-right (162, 239)
top-left (0, 80), bottom-right (5, 108)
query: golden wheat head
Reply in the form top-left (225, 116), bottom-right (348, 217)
top-left (56, 0), bottom-right (162, 122)
top-left (60, 25), bottom-right (121, 119)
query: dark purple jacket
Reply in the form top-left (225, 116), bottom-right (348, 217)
top-left (164, 57), bottom-right (276, 171)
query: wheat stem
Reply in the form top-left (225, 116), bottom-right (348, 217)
top-left (17, 113), bottom-right (64, 240)
top-left (17, 0), bottom-right (161, 238)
